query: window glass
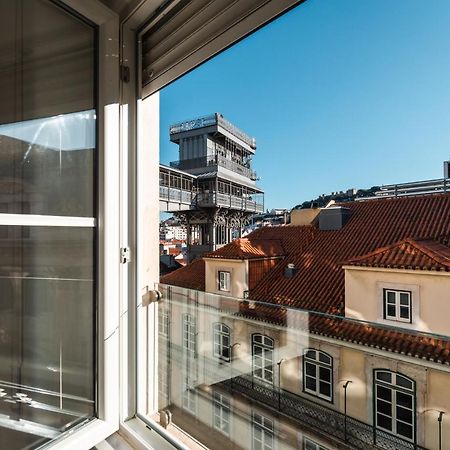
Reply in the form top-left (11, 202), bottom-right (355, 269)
top-left (303, 350), bottom-right (333, 401)
top-left (374, 371), bottom-right (415, 441)
top-left (147, 1), bottom-right (450, 449)
top-left (0, 1), bottom-right (96, 448)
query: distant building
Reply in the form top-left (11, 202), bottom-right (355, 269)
top-left (160, 113), bottom-right (264, 261)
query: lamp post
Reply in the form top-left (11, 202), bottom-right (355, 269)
top-left (438, 411), bottom-right (445, 450)
top-left (277, 359), bottom-right (286, 411)
top-left (342, 380), bottom-right (352, 442)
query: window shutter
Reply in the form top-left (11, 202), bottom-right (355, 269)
top-left (141, 0), bottom-right (303, 97)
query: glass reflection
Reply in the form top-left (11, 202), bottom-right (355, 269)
top-left (0, 110), bottom-right (95, 217)
top-left (0, 226), bottom-right (94, 450)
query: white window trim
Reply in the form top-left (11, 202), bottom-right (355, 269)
top-left (43, 1), bottom-right (121, 448)
top-left (218, 270), bottom-right (231, 292)
top-left (376, 281), bottom-right (420, 330)
top-left (252, 334), bottom-right (274, 385)
top-left (374, 370), bottom-right (415, 443)
top-left (213, 323), bottom-right (231, 362)
top-left (212, 392), bottom-right (231, 436)
top-left (303, 349), bottom-right (333, 402)
top-left (303, 437), bottom-right (329, 450)
top-left (384, 289), bottom-right (412, 323)
top-left (252, 412), bottom-right (275, 450)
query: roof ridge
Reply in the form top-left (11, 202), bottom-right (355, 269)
top-left (411, 238), bottom-right (450, 266)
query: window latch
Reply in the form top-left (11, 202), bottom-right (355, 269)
top-left (142, 286), bottom-right (162, 306)
top-left (120, 247), bottom-right (131, 264)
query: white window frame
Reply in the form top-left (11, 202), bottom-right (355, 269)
top-left (183, 314), bottom-right (197, 356)
top-left (383, 289), bottom-right (412, 323)
top-left (252, 334), bottom-right (274, 385)
top-left (158, 304), bottom-right (169, 337)
top-left (303, 349), bottom-right (333, 402)
top-left (213, 323), bottom-right (231, 362)
top-left (218, 270), bottom-right (231, 292)
top-left (252, 412), bottom-right (274, 450)
top-left (212, 392), bottom-right (231, 436)
top-left (303, 437), bottom-right (329, 450)
top-left (0, 2), bottom-right (121, 449)
top-left (0, 0), bottom-right (120, 450)
top-left (181, 377), bottom-right (197, 414)
top-left (374, 370), bottom-right (415, 443)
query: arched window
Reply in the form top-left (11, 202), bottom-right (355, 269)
top-left (374, 370), bottom-right (415, 442)
top-left (252, 334), bottom-right (274, 384)
top-left (213, 323), bottom-right (231, 361)
top-left (303, 349), bottom-right (333, 401)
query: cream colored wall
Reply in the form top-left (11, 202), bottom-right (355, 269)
top-left (338, 347), bottom-right (368, 423)
top-left (424, 369), bottom-right (450, 450)
top-left (344, 266), bottom-right (450, 335)
top-left (204, 258), bottom-right (248, 298)
top-left (160, 285), bottom-right (450, 449)
top-left (290, 208), bottom-right (321, 226)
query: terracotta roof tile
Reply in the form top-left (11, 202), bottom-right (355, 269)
top-left (236, 302), bottom-right (450, 365)
top-left (346, 238), bottom-right (450, 271)
top-left (160, 258), bottom-right (205, 291)
top-left (249, 194), bottom-right (450, 313)
top-left (204, 238), bottom-right (285, 260)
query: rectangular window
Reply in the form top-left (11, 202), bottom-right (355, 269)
top-left (218, 271), bottom-right (231, 291)
top-left (303, 437), bottom-right (329, 450)
top-left (384, 290), bottom-right (412, 323)
top-left (182, 377), bottom-right (196, 414)
top-left (183, 314), bottom-right (197, 355)
top-left (213, 323), bottom-right (231, 361)
top-left (253, 335), bottom-right (274, 385)
top-left (213, 392), bottom-right (231, 436)
top-left (158, 305), bottom-right (169, 337)
top-left (252, 412), bottom-right (274, 450)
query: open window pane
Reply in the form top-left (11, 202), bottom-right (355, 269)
top-left (139, 1), bottom-right (450, 449)
top-left (0, 1), bottom-right (96, 447)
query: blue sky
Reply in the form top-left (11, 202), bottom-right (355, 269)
top-left (160, 0), bottom-right (450, 210)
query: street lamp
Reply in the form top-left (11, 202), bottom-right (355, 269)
top-left (277, 359), bottom-right (286, 410)
top-left (341, 380), bottom-right (352, 441)
top-left (438, 411), bottom-right (445, 450)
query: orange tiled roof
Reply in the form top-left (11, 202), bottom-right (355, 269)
top-left (345, 238), bottom-right (450, 271)
top-left (237, 302), bottom-right (450, 365)
top-left (204, 238), bottom-right (285, 260)
top-left (249, 194), bottom-right (450, 313)
top-left (160, 258), bottom-right (205, 291)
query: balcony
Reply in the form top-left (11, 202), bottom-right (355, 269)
top-left (169, 113), bottom-right (257, 150)
top-left (196, 191), bottom-right (264, 213)
top-left (154, 284), bottom-right (443, 450)
top-left (170, 154), bottom-right (258, 181)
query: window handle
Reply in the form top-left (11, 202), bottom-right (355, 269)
top-left (142, 286), bottom-right (162, 306)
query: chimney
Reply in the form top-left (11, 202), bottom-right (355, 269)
top-left (284, 263), bottom-right (298, 278)
top-left (444, 160), bottom-right (450, 179)
top-left (319, 206), bottom-right (351, 231)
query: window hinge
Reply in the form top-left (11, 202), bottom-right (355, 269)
top-left (120, 247), bottom-right (131, 264)
top-left (120, 64), bottom-right (130, 83)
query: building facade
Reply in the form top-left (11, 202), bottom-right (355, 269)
top-left (160, 193), bottom-right (450, 450)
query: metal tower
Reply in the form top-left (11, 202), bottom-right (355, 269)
top-left (160, 113), bottom-right (264, 261)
